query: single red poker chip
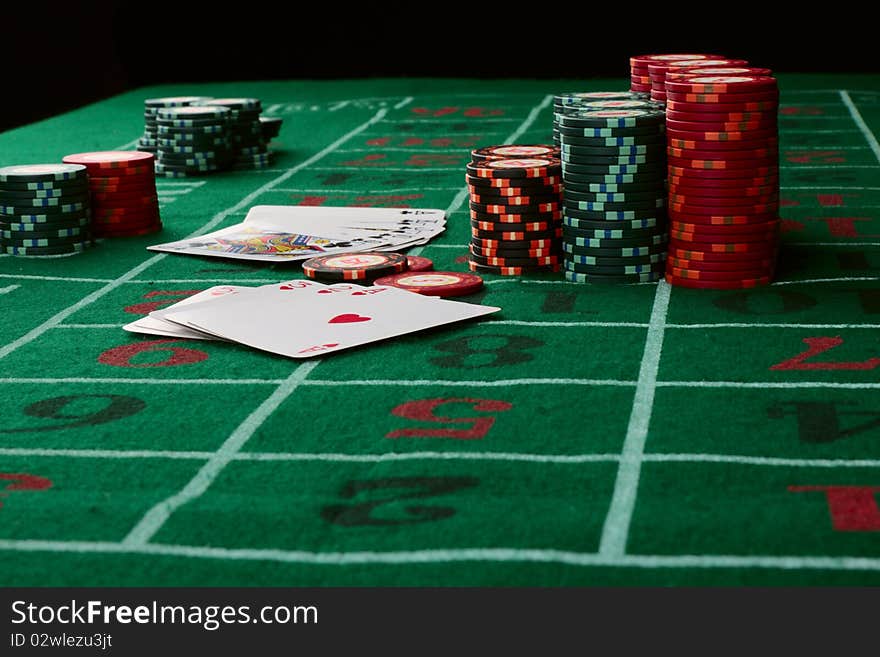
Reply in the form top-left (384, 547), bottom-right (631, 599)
top-left (666, 127), bottom-right (777, 142)
top-left (670, 201), bottom-right (777, 217)
top-left (668, 246), bottom-right (777, 263)
top-left (652, 59), bottom-right (749, 75)
top-left (373, 271), bottom-right (484, 297)
top-left (665, 273), bottom-right (772, 289)
top-left (667, 265), bottom-right (774, 282)
top-left (666, 109), bottom-right (777, 124)
top-left (670, 220), bottom-right (779, 237)
top-left (665, 90), bottom-right (779, 105)
top-left (471, 145), bottom-right (559, 161)
top-left (465, 174), bottom-right (562, 189)
top-left (471, 236), bottom-right (558, 249)
top-left (667, 146), bottom-right (778, 161)
top-left (630, 83), bottom-right (653, 93)
top-left (668, 182), bottom-right (776, 197)
top-left (406, 255), bottom-right (434, 272)
top-left (470, 201), bottom-right (561, 215)
top-left (469, 191), bottom-right (560, 206)
top-left (670, 228), bottom-right (777, 244)
top-left (471, 226), bottom-right (562, 241)
top-left (666, 99), bottom-right (778, 113)
top-left (666, 75), bottom-right (777, 94)
top-left (62, 151), bottom-right (155, 171)
top-left (667, 156), bottom-right (778, 170)
top-left (668, 174), bottom-right (777, 189)
top-left (667, 256), bottom-right (775, 272)
top-left (668, 165), bottom-right (778, 179)
top-left (470, 253), bottom-right (560, 267)
top-left (470, 210), bottom-right (561, 224)
top-left (666, 67), bottom-right (773, 83)
top-left (467, 183), bottom-right (563, 197)
top-left (666, 118), bottom-right (776, 134)
top-left (471, 245), bottom-right (560, 258)
top-left (669, 192), bottom-right (778, 207)
top-left (630, 54), bottom-right (726, 67)
top-left (466, 157), bottom-right (562, 179)
top-left (669, 210), bottom-right (779, 225)
top-left (668, 238), bottom-right (777, 255)
top-left (469, 260), bottom-right (560, 276)
top-left (472, 219), bottom-right (556, 233)
top-left (668, 138), bottom-right (778, 153)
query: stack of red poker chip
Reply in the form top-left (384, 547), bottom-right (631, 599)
top-left (466, 148), bottom-right (563, 276)
top-left (61, 151), bottom-right (161, 238)
top-left (663, 74), bottom-right (780, 289)
top-left (629, 54), bottom-right (724, 101)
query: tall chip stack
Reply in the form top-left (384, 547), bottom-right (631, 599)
top-left (466, 147), bottom-right (563, 276)
top-left (0, 164), bottom-right (93, 257)
top-left (62, 151), bottom-right (162, 237)
top-left (557, 105), bottom-right (669, 283)
top-left (137, 96), bottom-right (214, 154)
top-left (663, 73), bottom-right (780, 289)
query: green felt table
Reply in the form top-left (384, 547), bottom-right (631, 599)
top-left (1, 75), bottom-right (880, 586)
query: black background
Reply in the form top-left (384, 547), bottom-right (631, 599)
top-left (3, 4), bottom-right (879, 132)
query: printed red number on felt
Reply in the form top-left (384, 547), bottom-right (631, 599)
top-left (387, 398), bottom-right (513, 439)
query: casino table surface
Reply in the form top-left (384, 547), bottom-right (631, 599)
top-left (1, 75), bottom-right (880, 587)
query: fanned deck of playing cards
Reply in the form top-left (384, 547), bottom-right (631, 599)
top-left (147, 205), bottom-right (446, 262)
top-left (123, 280), bottom-right (500, 358)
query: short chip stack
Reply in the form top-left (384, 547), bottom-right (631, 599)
top-left (629, 54), bottom-right (724, 103)
top-left (559, 107), bottom-right (669, 283)
top-left (466, 149), bottom-right (563, 276)
top-left (663, 74), bottom-right (780, 289)
top-left (62, 151), bottom-right (161, 237)
top-left (137, 96), bottom-right (213, 154)
top-left (0, 164), bottom-right (93, 257)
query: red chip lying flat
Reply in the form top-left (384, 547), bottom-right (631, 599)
top-left (373, 271), bottom-right (483, 297)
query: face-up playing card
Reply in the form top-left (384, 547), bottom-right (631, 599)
top-left (161, 283), bottom-right (499, 358)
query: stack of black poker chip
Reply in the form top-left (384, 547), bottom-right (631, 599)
top-left (138, 96), bottom-right (214, 154)
top-left (0, 164), bottom-right (93, 257)
top-left (558, 106), bottom-right (669, 283)
top-left (194, 98), bottom-right (272, 170)
top-left (154, 106), bottom-right (235, 178)
top-left (466, 147), bottom-right (564, 276)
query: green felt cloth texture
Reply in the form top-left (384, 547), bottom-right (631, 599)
top-left (1, 75), bottom-right (880, 586)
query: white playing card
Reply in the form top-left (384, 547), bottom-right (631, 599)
top-left (162, 283), bottom-right (499, 358)
top-left (123, 285), bottom-right (252, 340)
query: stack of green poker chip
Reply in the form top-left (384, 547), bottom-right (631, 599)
top-left (555, 104), bottom-right (670, 284)
top-left (138, 96), bottom-right (214, 154)
top-left (0, 164), bottom-right (93, 256)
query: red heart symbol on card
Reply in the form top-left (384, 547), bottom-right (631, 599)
top-left (329, 313), bottom-right (371, 324)
top-left (317, 289), bottom-right (333, 294)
